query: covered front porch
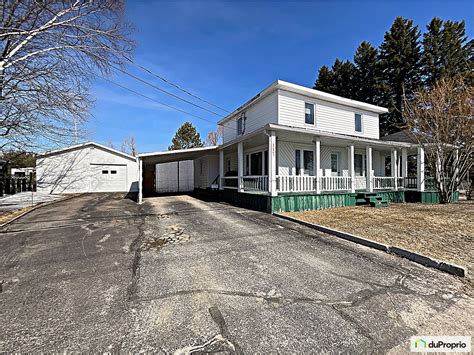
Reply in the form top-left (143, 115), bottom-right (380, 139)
top-left (218, 125), bottom-right (430, 196)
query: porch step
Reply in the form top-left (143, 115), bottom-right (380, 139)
top-left (370, 200), bottom-right (389, 208)
top-left (356, 192), bottom-right (389, 208)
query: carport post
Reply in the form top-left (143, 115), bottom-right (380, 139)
top-left (138, 157), bottom-right (143, 204)
top-left (237, 142), bottom-right (244, 192)
top-left (219, 149), bottom-right (224, 190)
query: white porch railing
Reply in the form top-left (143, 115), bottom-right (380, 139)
top-left (320, 176), bottom-right (352, 192)
top-left (276, 176), bottom-right (352, 193)
top-left (277, 176), bottom-right (317, 193)
top-left (241, 176), bottom-right (268, 192)
top-left (373, 177), bottom-right (395, 190)
top-left (221, 176), bottom-right (239, 190)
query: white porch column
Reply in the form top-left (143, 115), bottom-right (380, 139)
top-left (237, 142), bottom-right (244, 192)
top-left (366, 146), bottom-right (373, 192)
top-left (315, 138), bottom-right (321, 194)
top-left (401, 148), bottom-right (408, 178)
top-left (219, 149), bottom-right (224, 190)
top-left (268, 131), bottom-right (277, 196)
top-left (138, 158), bottom-right (143, 204)
top-left (348, 144), bottom-right (355, 193)
top-left (417, 146), bottom-right (425, 192)
top-left (391, 149), bottom-right (398, 190)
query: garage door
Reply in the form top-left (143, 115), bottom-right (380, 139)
top-left (90, 164), bottom-right (127, 192)
top-left (155, 160), bottom-right (194, 193)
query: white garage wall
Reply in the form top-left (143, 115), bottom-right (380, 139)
top-left (36, 145), bottom-right (138, 194)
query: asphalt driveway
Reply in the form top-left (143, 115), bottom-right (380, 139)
top-left (0, 193), bottom-right (472, 353)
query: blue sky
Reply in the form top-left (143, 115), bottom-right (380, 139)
top-left (88, 0), bottom-right (473, 153)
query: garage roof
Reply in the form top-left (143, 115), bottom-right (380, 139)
top-left (138, 146), bottom-right (218, 165)
top-left (38, 142), bottom-right (136, 161)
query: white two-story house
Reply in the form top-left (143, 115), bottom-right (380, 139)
top-left (137, 80), bottom-right (440, 211)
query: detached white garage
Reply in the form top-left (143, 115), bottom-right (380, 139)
top-left (36, 142), bottom-right (139, 194)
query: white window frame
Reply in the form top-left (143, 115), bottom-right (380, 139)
top-left (237, 117), bottom-right (243, 135)
top-left (354, 113), bottom-right (363, 133)
top-left (304, 102), bottom-right (315, 126)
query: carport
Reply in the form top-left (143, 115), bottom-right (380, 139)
top-left (137, 146), bottom-right (219, 203)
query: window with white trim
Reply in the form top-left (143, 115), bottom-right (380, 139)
top-left (355, 113), bottom-right (362, 132)
top-left (305, 103), bottom-right (315, 125)
top-left (237, 117), bottom-right (243, 135)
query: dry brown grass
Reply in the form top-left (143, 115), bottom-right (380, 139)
top-left (285, 201), bottom-right (474, 279)
top-left (0, 206), bottom-right (34, 225)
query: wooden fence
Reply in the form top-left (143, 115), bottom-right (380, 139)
top-left (0, 173), bottom-right (36, 197)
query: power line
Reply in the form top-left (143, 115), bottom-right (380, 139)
top-left (98, 75), bottom-right (237, 131)
top-left (110, 64), bottom-right (226, 118)
top-left (123, 56), bottom-right (230, 113)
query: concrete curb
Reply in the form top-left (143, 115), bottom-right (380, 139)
top-left (274, 213), bottom-right (467, 278)
top-left (0, 194), bottom-right (82, 229)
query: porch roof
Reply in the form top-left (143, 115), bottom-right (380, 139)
top-left (138, 146), bottom-right (218, 165)
top-left (219, 124), bottom-right (418, 151)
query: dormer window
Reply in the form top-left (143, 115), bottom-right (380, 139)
top-left (305, 103), bottom-right (314, 125)
top-left (355, 113), bottom-right (362, 132)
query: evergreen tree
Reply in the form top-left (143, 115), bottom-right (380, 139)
top-left (422, 17), bottom-right (444, 86)
top-left (379, 16), bottom-right (422, 135)
top-left (422, 18), bottom-right (471, 86)
top-left (353, 41), bottom-right (380, 104)
top-left (313, 65), bottom-right (335, 93)
top-left (331, 59), bottom-right (357, 99)
top-left (315, 59), bottom-right (357, 99)
top-left (168, 122), bottom-right (204, 150)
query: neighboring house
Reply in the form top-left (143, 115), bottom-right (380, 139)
top-left (37, 142), bottom-right (139, 194)
top-left (137, 80), bottom-right (446, 211)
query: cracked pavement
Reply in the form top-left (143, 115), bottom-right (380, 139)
top-left (0, 193), bottom-right (472, 352)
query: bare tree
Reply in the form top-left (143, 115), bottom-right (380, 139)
top-left (120, 134), bottom-right (137, 156)
top-left (206, 126), bottom-right (223, 146)
top-left (404, 77), bottom-right (473, 203)
top-left (0, 0), bottom-right (134, 152)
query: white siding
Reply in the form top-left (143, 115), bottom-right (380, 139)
top-left (222, 91), bottom-right (278, 144)
top-left (278, 90), bottom-right (380, 139)
top-left (37, 146), bottom-right (138, 194)
top-left (277, 142), bottom-right (390, 178)
top-left (194, 154), bottom-right (219, 189)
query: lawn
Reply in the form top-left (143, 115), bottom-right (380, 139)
top-left (285, 201), bottom-right (473, 282)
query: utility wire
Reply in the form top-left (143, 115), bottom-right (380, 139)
top-left (122, 56), bottom-right (230, 113)
top-left (98, 75), bottom-right (238, 131)
top-left (110, 64), bottom-right (226, 118)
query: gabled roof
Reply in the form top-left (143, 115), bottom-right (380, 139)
top-left (38, 142), bottom-right (136, 161)
top-left (218, 80), bottom-right (389, 124)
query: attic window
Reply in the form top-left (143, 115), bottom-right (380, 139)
top-left (102, 170), bottom-right (108, 174)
